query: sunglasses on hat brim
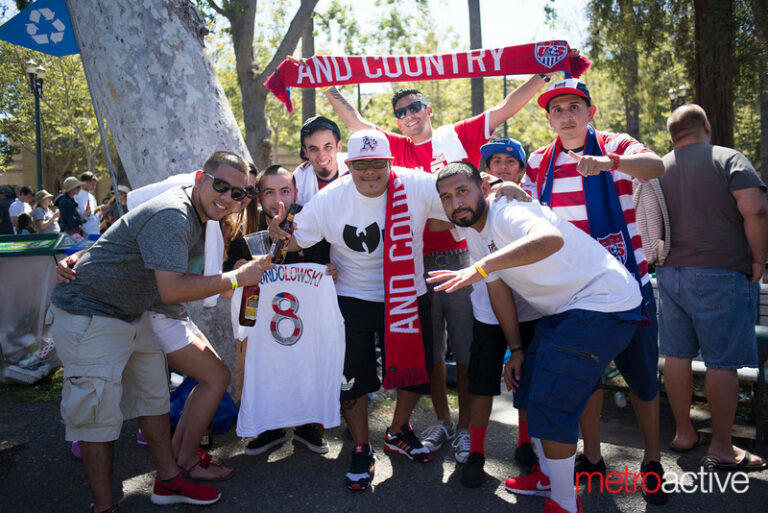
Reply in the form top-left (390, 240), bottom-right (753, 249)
top-left (393, 100), bottom-right (428, 120)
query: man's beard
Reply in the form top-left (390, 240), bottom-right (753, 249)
top-left (451, 196), bottom-right (486, 227)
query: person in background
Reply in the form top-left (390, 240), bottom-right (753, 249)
top-left (9, 185), bottom-right (34, 233)
top-left (658, 104), bottom-right (768, 472)
top-left (33, 189), bottom-right (61, 234)
top-left (59, 177), bottom-right (86, 237)
top-left (0, 185), bottom-right (15, 235)
top-left (16, 212), bottom-right (36, 234)
top-left (100, 185), bottom-right (132, 232)
top-left (76, 172), bottom-right (101, 236)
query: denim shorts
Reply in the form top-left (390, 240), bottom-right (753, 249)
top-left (657, 266), bottom-right (758, 369)
top-left (423, 250), bottom-right (474, 366)
top-left (515, 307), bottom-right (642, 444)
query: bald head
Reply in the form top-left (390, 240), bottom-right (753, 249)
top-left (667, 104), bottom-right (711, 147)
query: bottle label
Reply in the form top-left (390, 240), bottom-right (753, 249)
top-left (244, 293), bottom-right (259, 320)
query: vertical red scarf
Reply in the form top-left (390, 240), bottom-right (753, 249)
top-left (383, 169), bottom-right (428, 389)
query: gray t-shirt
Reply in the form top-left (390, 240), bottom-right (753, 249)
top-left (51, 185), bottom-right (204, 321)
top-left (33, 206), bottom-right (61, 234)
top-left (660, 143), bottom-right (766, 275)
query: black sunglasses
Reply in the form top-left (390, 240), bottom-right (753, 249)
top-left (204, 171), bottom-right (248, 202)
top-left (394, 100), bottom-right (428, 120)
top-left (245, 185), bottom-right (258, 199)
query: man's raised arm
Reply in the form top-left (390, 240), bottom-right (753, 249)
top-left (324, 86), bottom-right (374, 132)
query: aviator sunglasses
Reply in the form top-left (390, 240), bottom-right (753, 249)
top-left (393, 100), bottom-right (428, 120)
top-left (203, 171), bottom-right (250, 201)
top-left (349, 159), bottom-right (390, 171)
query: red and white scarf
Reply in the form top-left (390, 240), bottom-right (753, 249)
top-left (266, 41), bottom-right (589, 112)
top-left (382, 169), bottom-right (428, 389)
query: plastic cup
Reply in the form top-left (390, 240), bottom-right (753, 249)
top-left (243, 230), bottom-right (272, 259)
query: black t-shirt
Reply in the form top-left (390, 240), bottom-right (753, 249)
top-left (0, 198), bottom-right (13, 235)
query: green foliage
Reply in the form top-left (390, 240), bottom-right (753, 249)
top-left (0, 42), bottom-right (111, 183)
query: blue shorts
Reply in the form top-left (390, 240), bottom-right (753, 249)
top-left (515, 308), bottom-right (642, 444)
top-left (605, 282), bottom-right (660, 401)
top-left (657, 266), bottom-right (758, 369)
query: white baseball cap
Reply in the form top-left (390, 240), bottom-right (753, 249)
top-left (345, 129), bottom-right (394, 162)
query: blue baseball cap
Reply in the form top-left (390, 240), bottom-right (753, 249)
top-left (480, 137), bottom-right (526, 167)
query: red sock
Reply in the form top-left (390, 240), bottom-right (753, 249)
top-left (517, 419), bottom-right (531, 447)
top-left (470, 425), bottom-right (487, 456)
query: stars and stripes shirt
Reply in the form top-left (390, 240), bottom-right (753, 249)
top-left (522, 131), bottom-right (654, 285)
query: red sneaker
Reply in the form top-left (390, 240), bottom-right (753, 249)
top-left (150, 472), bottom-right (221, 506)
top-left (505, 466), bottom-right (551, 497)
top-left (542, 496), bottom-right (582, 513)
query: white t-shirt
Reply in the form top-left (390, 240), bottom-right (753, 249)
top-left (75, 189), bottom-right (100, 235)
top-left (483, 198), bottom-right (641, 315)
top-left (293, 153), bottom-right (349, 206)
top-left (456, 223), bottom-right (540, 324)
top-left (236, 263), bottom-right (345, 436)
top-left (293, 168), bottom-right (447, 302)
top-left (8, 198), bottom-right (31, 233)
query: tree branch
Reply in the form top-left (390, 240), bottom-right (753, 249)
top-left (205, 0), bottom-right (227, 17)
top-left (256, 0), bottom-right (319, 82)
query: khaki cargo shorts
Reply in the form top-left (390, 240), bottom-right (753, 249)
top-left (49, 306), bottom-right (169, 442)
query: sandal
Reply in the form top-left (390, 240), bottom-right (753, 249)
top-left (701, 451), bottom-right (768, 472)
top-left (180, 449), bottom-right (235, 482)
top-left (669, 432), bottom-right (708, 453)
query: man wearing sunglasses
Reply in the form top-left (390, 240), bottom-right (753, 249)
top-left (49, 151), bottom-right (273, 512)
top-left (293, 116), bottom-right (349, 206)
top-left (325, 74), bottom-right (554, 463)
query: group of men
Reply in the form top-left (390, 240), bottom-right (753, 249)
top-left (48, 65), bottom-right (768, 513)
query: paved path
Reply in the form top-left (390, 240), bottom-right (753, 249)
top-left (1, 393), bottom-right (767, 512)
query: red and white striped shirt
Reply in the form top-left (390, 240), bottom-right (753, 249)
top-left (522, 131), bottom-right (653, 285)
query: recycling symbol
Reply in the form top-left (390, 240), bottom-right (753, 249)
top-left (26, 7), bottom-right (66, 45)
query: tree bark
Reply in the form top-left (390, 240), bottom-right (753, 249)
top-left (468, 0), bottom-right (484, 116)
top-left (66, 0), bottom-right (249, 188)
top-left (693, 0), bottom-right (734, 148)
top-left (624, 47), bottom-right (640, 139)
top-left (221, 0), bottom-right (318, 170)
top-left (302, 15), bottom-right (316, 122)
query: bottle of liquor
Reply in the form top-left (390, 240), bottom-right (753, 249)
top-left (269, 203), bottom-right (301, 264)
top-left (238, 281), bottom-right (259, 327)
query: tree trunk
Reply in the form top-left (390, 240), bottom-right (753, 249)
top-left (624, 47), bottom-right (640, 139)
top-left (302, 15), bottom-right (316, 122)
top-left (693, 0), bottom-right (734, 148)
top-left (66, 0), bottom-right (249, 188)
top-left (222, 0), bottom-right (317, 170)
top-left (468, 0), bottom-right (484, 116)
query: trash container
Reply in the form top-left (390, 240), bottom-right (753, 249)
top-left (0, 233), bottom-right (76, 384)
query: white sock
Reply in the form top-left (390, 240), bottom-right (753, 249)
top-left (532, 437), bottom-right (549, 476)
top-left (544, 452), bottom-right (577, 513)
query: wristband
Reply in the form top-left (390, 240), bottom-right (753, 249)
top-left (489, 177), bottom-right (504, 187)
top-left (228, 273), bottom-right (238, 290)
top-left (508, 346), bottom-right (524, 354)
top-left (474, 263), bottom-right (488, 279)
top-left (607, 153), bottom-right (621, 171)
top-left (537, 73), bottom-right (551, 82)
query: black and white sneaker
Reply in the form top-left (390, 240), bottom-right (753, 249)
top-left (294, 424), bottom-right (329, 454)
top-left (244, 429), bottom-right (288, 455)
top-left (461, 452), bottom-right (486, 488)
top-left (383, 423), bottom-right (433, 463)
top-left (346, 443), bottom-right (375, 491)
top-left (514, 442), bottom-right (539, 473)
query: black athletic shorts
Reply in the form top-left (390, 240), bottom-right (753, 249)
top-left (467, 318), bottom-right (538, 396)
top-left (338, 294), bottom-right (433, 401)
